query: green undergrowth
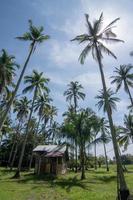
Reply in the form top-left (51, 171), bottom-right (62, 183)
top-left (0, 165), bottom-right (133, 200)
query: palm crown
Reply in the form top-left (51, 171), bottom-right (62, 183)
top-left (64, 81), bottom-right (85, 111)
top-left (95, 88), bottom-right (120, 113)
top-left (111, 64), bottom-right (133, 93)
top-left (34, 93), bottom-right (52, 117)
top-left (13, 96), bottom-right (30, 121)
top-left (118, 114), bottom-right (133, 150)
top-left (16, 20), bottom-right (50, 49)
top-left (23, 70), bottom-right (49, 95)
top-left (0, 49), bottom-right (19, 95)
top-left (71, 13), bottom-right (123, 64)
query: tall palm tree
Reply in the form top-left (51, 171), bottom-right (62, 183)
top-left (75, 109), bottom-right (94, 179)
top-left (64, 81), bottom-right (85, 172)
top-left (71, 13), bottom-right (129, 198)
top-left (14, 70), bottom-right (49, 178)
top-left (64, 81), bottom-right (85, 113)
top-left (0, 20), bottom-right (50, 132)
top-left (0, 49), bottom-right (18, 97)
top-left (95, 89), bottom-right (120, 172)
top-left (111, 65), bottom-right (133, 107)
top-left (9, 97), bottom-right (30, 169)
top-left (118, 114), bottom-right (133, 150)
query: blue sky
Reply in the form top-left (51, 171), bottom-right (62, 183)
top-left (0, 0), bottom-right (133, 157)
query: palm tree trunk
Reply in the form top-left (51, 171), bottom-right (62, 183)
top-left (94, 136), bottom-right (97, 170)
top-left (103, 142), bottom-right (109, 171)
top-left (28, 114), bottom-right (41, 171)
top-left (124, 81), bottom-right (133, 107)
top-left (73, 94), bottom-right (77, 113)
top-left (0, 134), bottom-right (3, 147)
top-left (81, 140), bottom-right (85, 180)
top-left (10, 142), bottom-right (19, 170)
top-left (8, 120), bottom-right (21, 167)
top-left (7, 140), bottom-right (16, 167)
top-left (95, 43), bottom-right (129, 199)
top-left (0, 41), bottom-right (35, 132)
top-left (73, 95), bottom-right (78, 173)
top-left (13, 86), bottom-right (37, 178)
top-left (75, 139), bottom-right (78, 172)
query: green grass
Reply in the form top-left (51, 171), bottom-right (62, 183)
top-left (0, 165), bottom-right (133, 200)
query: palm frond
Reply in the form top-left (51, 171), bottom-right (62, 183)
top-left (103, 18), bottom-right (120, 32)
top-left (98, 42), bottom-right (117, 59)
top-left (79, 44), bottom-right (93, 64)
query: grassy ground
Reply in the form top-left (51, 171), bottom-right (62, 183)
top-left (0, 165), bottom-right (133, 200)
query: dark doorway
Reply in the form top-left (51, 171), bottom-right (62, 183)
top-left (50, 157), bottom-right (57, 174)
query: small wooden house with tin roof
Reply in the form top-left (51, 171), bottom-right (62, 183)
top-left (33, 145), bottom-right (67, 175)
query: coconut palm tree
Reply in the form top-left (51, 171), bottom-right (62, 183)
top-left (71, 13), bottom-right (129, 198)
top-left (0, 49), bottom-right (18, 99)
top-left (118, 114), bottom-right (133, 150)
top-left (92, 118), bottom-right (111, 171)
top-left (34, 93), bottom-right (52, 133)
top-left (64, 81), bottom-right (85, 113)
top-left (9, 97), bottom-right (30, 170)
top-left (14, 70), bottom-right (49, 178)
top-left (63, 105), bottom-right (75, 122)
top-left (111, 65), bottom-right (133, 107)
top-left (0, 20), bottom-right (50, 132)
top-left (95, 88), bottom-right (120, 113)
top-left (48, 105), bottom-right (58, 127)
top-left (75, 109), bottom-right (94, 179)
top-left (64, 81), bottom-right (85, 172)
top-left (47, 121), bottom-right (60, 144)
top-left (28, 93), bottom-right (52, 170)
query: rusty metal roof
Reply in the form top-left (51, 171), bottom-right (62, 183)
top-left (33, 145), bottom-right (66, 157)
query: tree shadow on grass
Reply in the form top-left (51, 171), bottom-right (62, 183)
top-left (51, 176), bottom-right (90, 193)
top-left (91, 170), bottom-right (110, 175)
top-left (94, 175), bottom-right (116, 183)
top-left (17, 173), bottom-right (90, 193)
top-left (17, 172), bottom-right (56, 184)
top-left (0, 168), bottom-right (16, 175)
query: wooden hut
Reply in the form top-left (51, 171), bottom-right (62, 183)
top-left (33, 145), bottom-right (67, 175)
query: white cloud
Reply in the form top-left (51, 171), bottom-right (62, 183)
top-left (49, 40), bottom-right (81, 66)
top-left (73, 71), bottom-right (115, 91)
top-left (58, 0), bottom-right (133, 46)
top-left (45, 72), bottom-right (67, 85)
top-left (116, 99), bottom-right (129, 113)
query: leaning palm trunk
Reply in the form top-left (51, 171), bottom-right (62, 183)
top-left (103, 142), bottom-right (109, 171)
top-left (0, 42), bottom-right (35, 132)
top-left (8, 120), bottom-right (21, 167)
top-left (28, 115), bottom-right (41, 171)
top-left (10, 141), bottom-right (19, 170)
top-left (13, 86), bottom-right (37, 178)
top-left (95, 43), bottom-right (129, 199)
top-left (124, 81), bottom-right (133, 108)
top-left (7, 140), bottom-right (16, 167)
